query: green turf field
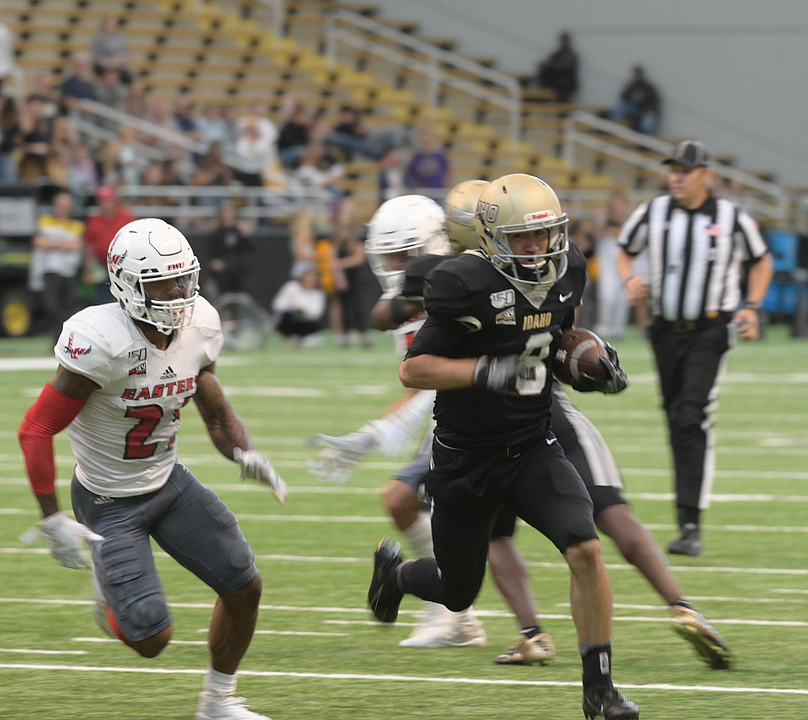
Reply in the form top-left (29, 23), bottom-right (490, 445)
top-left (0, 328), bottom-right (806, 720)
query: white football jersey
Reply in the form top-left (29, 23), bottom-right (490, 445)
top-left (55, 297), bottom-right (223, 496)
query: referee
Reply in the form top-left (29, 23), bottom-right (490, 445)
top-left (617, 140), bottom-right (773, 556)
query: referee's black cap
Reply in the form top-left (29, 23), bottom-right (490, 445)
top-left (662, 140), bottom-right (710, 168)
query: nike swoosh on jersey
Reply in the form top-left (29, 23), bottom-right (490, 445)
top-left (546, 437), bottom-right (558, 445)
top-left (559, 292), bottom-right (574, 302)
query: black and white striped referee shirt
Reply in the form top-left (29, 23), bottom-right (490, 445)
top-left (618, 195), bottom-right (768, 321)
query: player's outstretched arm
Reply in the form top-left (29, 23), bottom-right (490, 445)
top-left (370, 296), bottom-right (422, 331)
top-left (400, 354), bottom-right (477, 391)
top-left (18, 366), bottom-right (105, 569)
top-left (194, 365), bottom-right (287, 503)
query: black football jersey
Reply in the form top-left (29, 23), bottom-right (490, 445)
top-left (406, 244), bottom-right (587, 448)
top-left (401, 254), bottom-right (452, 300)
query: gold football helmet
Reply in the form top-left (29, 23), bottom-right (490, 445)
top-left (444, 179), bottom-right (489, 253)
top-left (474, 173), bottom-right (568, 287)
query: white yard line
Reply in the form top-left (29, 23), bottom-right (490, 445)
top-left (0, 598), bottom-right (805, 627)
top-left (0, 663), bottom-right (805, 696)
top-left (771, 589), bottom-right (808, 595)
top-left (1, 552), bottom-right (806, 575)
top-left (0, 648), bottom-right (87, 655)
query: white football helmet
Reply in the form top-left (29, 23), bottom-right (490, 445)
top-left (474, 173), bottom-right (569, 287)
top-left (107, 218), bottom-right (200, 334)
top-left (365, 195), bottom-right (450, 293)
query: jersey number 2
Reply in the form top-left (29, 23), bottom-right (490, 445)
top-left (517, 332), bottom-right (553, 395)
top-left (124, 405), bottom-right (162, 459)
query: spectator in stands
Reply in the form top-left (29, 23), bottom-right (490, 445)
top-left (332, 199), bottom-right (371, 348)
top-left (536, 32), bottom-right (579, 102)
top-left (95, 67), bottom-right (128, 111)
top-left (272, 262), bottom-right (327, 349)
top-left (0, 95), bottom-right (21, 182)
top-left (192, 141), bottom-right (234, 210)
top-left (595, 192), bottom-right (630, 341)
top-left (237, 101), bottom-right (278, 154)
top-left (406, 129), bottom-right (449, 190)
top-left (92, 15), bottom-right (131, 83)
top-left (60, 53), bottom-right (98, 110)
top-left (17, 95), bottom-right (52, 182)
top-left (33, 71), bottom-right (60, 121)
top-left (234, 120), bottom-right (275, 187)
top-left (45, 146), bottom-right (71, 190)
top-left (148, 98), bottom-right (181, 140)
top-left (0, 22), bottom-right (22, 96)
top-left (98, 139), bottom-right (124, 186)
top-left (293, 140), bottom-right (343, 200)
top-left (67, 142), bottom-right (99, 199)
top-left (50, 116), bottom-right (79, 155)
top-left (29, 190), bottom-right (84, 343)
top-left (327, 104), bottom-right (381, 161)
top-left (221, 104), bottom-right (240, 151)
top-left (610, 65), bottom-right (661, 135)
top-left (174, 95), bottom-right (200, 141)
top-left (207, 201), bottom-right (254, 297)
top-left (83, 185), bottom-right (135, 302)
top-left (277, 96), bottom-right (311, 169)
top-left (197, 104), bottom-right (231, 150)
top-left (378, 148), bottom-right (406, 203)
top-left (116, 124), bottom-right (145, 186)
top-left (122, 77), bottom-right (149, 120)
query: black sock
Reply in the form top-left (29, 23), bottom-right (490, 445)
top-left (677, 507), bottom-right (700, 529)
top-left (521, 625), bottom-right (542, 639)
top-left (670, 599), bottom-right (691, 609)
top-left (581, 643), bottom-right (612, 688)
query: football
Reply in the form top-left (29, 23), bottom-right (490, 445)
top-left (552, 328), bottom-right (609, 385)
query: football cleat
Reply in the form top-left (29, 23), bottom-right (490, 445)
top-left (494, 633), bottom-right (556, 665)
top-left (667, 524), bottom-right (702, 556)
top-left (196, 693), bottom-right (271, 720)
top-left (671, 604), bottom-right (734, 669)
top-left (582, 685), bottom-right (640, 720)
top-left (368, 537), bottom-right (405, 624)
top-left (399, 603), bottom-right (487, 648)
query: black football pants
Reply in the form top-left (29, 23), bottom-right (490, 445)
top-left (399, 434), bottom-right (598, 612)
top-left (648, 320), bottom-right (734, 524)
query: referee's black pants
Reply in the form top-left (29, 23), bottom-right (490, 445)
top-left (648, 319), bottom-right (735, 524)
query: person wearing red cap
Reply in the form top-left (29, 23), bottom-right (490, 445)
top-left (83, 186), bottom-right (135, 302)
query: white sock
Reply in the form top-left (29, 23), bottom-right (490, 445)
top-left (403, 511), bottom-right (433, 558)
top-left (205, 667), bottom-right (237, 697)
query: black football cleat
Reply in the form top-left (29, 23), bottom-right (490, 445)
top-left (667, 523), bottom-right (702, 556)
top-left (671, 603), bottom-right (734, 669)
top-left (582, 685), bottom-right (640, 720)
top-left (368, 537), bottom-right (405, 624)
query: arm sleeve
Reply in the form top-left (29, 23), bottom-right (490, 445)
top-left (617, 202), bottom-right (651, 256)
top-left (18, 384), bottom-right (86, 496)
top-left (733, 209), bottom-right (769, 262)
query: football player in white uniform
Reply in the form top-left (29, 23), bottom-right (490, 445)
top-left (310, 195), bottom-right (486, 648)
top-left (19, 219), bottom-right (287, 720)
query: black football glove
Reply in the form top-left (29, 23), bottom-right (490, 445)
top-left (571, 343), bottom-right (628, 394)
top-left (473, 355), bottom-right (533, 395)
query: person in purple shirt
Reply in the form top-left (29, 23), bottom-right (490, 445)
top-left (406, 129), bottom-right (450, 189)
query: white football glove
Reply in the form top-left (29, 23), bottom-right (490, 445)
top-left (233, 447), bottom-right (288, 504)
top-left (26, 511), bottom-right (105, 570)
top-left (308, 430), bottom-right (378, 484)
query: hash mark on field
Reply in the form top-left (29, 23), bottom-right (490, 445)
top-left (771, 589), bottom-right (808, 595)
top-left (0, 663), bottom-right (805, 696)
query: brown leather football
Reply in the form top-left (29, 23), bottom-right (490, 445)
top-left (552, 328), bottom-right (609, 385)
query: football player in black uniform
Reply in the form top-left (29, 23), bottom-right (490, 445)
top-left (445, 185), bottom-right (733, 672)
top-left (368, 174), bottom-right (638, 719)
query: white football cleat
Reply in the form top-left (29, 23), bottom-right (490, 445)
top-left (399, 604), bottom-right (487, 648)
top-left (196, 692), bottom-right (272, 720)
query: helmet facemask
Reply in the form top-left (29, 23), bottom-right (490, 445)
top-left (117, 261), bottom-right (200, 334)
top-left (482, 213), bottom-right (569, 287)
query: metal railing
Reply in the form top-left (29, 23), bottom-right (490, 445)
top-left (563, 112), bottom-right (790, 224)
top-left (325, 10), bottom-right (521, 143)
top-left (72, 99), bottom-right (288, 184)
